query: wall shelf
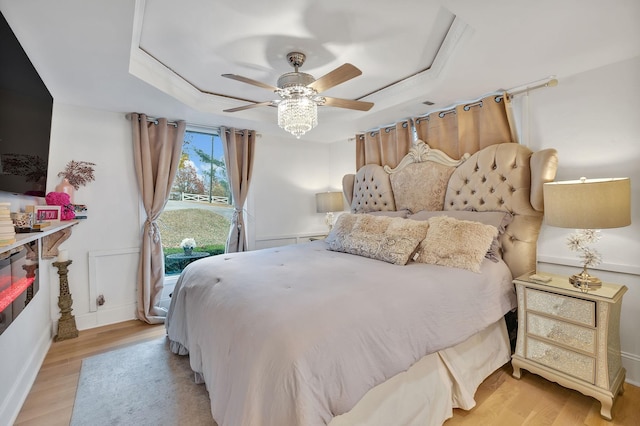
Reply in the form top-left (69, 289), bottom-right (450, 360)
top-left (0, 220), bottom-right (78, 258)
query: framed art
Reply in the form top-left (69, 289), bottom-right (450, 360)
top-left (34, 205), bottom-right (61, 222)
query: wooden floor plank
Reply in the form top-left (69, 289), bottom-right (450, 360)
top-left (12, 320), bottom-right (640, 426)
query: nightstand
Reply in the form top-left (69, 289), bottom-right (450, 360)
top-left (512, 272), bottom-right (627, 420)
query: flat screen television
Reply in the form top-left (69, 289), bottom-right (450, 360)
top-left (0, 11), bottom-right (53, 197)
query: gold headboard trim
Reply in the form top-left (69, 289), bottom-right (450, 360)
top-left (383, 140), bottom-right (470, 174)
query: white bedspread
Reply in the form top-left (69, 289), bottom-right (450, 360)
top-left (166, 241), bottom-right (516, 426)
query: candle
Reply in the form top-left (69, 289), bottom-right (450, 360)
top-left (58, 249), bottom-right (69, 262)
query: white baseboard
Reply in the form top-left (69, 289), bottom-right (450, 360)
top-left (622, 351), bottom-right (640, 387)
top-left (0, 325), bottom-right (52, 426)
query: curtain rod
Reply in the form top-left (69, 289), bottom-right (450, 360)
top-left (506, 76), bottom-right (558, 99)
top-left (349, 76), bottom-right (558, 140)
top-left (125, 113), bottom-right (261, 137)
top-left (125, 113), bottom-right (180, 127)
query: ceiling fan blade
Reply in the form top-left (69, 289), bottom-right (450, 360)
top-left (222, 74), bottom-right (279, 91)
top-left (308, 64), bottom-right (362, 93)
top-left (322, 96), bottom-right (374, 112)
top-left (223, 101), bottom-right (273, 113)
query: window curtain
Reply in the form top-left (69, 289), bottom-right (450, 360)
top-left (131, 113), bottom-right (186, 324)
top-left (221, 127), bottom-right (256, 253)
top-left (414, 93), bottom-right (516, 159)
top-left (355, 121), bottom-right (412, 169)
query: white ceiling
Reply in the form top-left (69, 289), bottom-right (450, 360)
top-left (1, 0), bottom-right (639, 143)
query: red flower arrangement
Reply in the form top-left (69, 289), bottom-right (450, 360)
top-left (45, 192), bottom-right (76, 220)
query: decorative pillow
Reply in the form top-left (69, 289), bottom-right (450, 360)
top-left (327, 214), bottom-right (429, 265)
top-left (409, 210), bottom-right (513, 261)
top-left (389, 162), bottom-right (455, 213)
top-left (414, 216), bottom-right (498, 273)
top-left (326, 213), bottom-right (359, 244)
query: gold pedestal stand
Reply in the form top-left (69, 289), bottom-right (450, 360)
top-left (52, 260), bottom-right (78, 341)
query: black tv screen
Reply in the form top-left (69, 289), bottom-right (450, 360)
top-left (0, 11), bottom-right (53, 196)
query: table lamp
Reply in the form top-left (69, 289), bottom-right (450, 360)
top-left (315, 192), bottom-right (345, 231)
top-left (543, 177), bottom-right (631, 289)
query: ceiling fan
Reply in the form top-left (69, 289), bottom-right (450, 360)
top-left (222, 52), bottom-right (374, 138)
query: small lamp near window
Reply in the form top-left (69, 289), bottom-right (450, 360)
top-left (543, 177), bottom-right (631, 290)
top-left (315, 191), bottom-right (345, 231)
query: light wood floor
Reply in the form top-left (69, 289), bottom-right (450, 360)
top-left (13, 320), bottom-right (640, 426)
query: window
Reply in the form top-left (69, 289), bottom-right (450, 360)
top-left (158, 129), bottom-right (232, 276)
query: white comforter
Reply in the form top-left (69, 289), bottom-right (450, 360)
top-left (166, 241), bottom-right (516, 426)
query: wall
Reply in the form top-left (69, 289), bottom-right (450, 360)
top-left (250, 134), bottom-right (341, 248)
top-left (517, 55), bottom-right (640, 385)
top-left (46, 104), bottom-right (142, 330)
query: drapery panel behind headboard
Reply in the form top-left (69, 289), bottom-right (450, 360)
top-left (355, 121), bottom-right (412, 170)
top-left (355, 93), bottom-right (517, 168)
top-left (415, 94), bottom-right (516, 160)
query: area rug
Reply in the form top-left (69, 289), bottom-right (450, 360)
top-left (71, 337), bottom-right (216, 425)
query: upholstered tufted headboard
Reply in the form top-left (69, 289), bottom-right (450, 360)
top-left (343, 142), bottom-right (558, 278)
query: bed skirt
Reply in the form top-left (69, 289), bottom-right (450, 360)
top-left (328, 319), bottom-right (511, 426)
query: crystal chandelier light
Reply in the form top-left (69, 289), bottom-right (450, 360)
top-left (277, 85), bottom-right (320, 139)
top-left (222, 52), bottom-right (374, 139)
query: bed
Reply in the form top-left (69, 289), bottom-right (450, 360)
top-left (166, 141), bottom-right (558, 426)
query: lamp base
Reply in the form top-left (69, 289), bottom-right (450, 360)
top-left (325, 212), bottom-right (335, 231)
top-left (569, 269), bottom-right (602, 290)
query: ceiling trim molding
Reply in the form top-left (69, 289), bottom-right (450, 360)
top-left (361, 17), bottom-right (472, 109)
top-left (128, 0), bottom-right (470, 119)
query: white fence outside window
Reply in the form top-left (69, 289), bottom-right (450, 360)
top-left (170, 192), bottom-right (229, 204)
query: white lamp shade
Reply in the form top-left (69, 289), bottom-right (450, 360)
top-left (315, 192), bottom-right (344, 213)
top-left (543, 177), bottom-right (631, 229)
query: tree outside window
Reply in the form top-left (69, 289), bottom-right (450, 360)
top-left (158, 130), bottom-right (233, 275)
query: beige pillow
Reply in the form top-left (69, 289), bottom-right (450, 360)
top-left (390, 162), bottom-right (455, 213)
top-left (327, 214), bottom-right (429, 265)
top-left (325, 213), bottom-right (359, 245)
top-left (408, 210), bottom-right (513, 261)
top-left (415, 216), bottom-right (498, 273)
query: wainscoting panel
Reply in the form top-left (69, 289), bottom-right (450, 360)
top-left (88, 248), bottom-right (139, 314)
top-left (253, 232), bottom-right (328, 250)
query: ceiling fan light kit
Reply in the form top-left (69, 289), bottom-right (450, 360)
top-left (277, 91), bottom-right (319, 139)
top-left (223, 52), bottom-right (374, 139)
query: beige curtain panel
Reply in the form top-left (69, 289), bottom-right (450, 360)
top-left (355, 121), bottom-right (412, 169)
top-left (221, 127), bottom-right (256, 253)
top-left (131, 114), bottom-right (186, 324)
top-left (414, 93), bottom-right (515, 159)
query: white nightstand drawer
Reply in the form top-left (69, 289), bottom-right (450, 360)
top-left (526, 312), bottom-right (596, 354)
top-left (526, 337), bottom-right (595, 383)
top-left (525, 288), bottom-right (595, 326)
